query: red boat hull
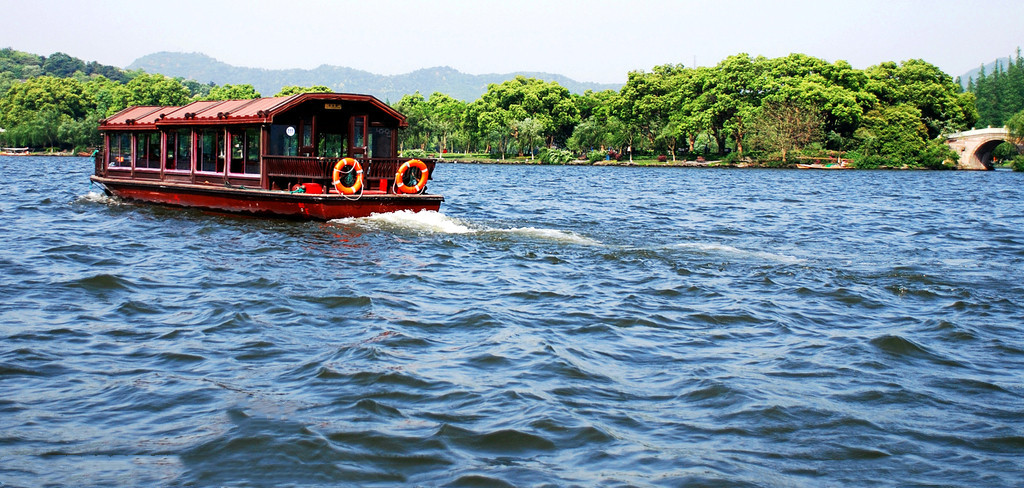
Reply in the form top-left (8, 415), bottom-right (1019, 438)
top-left (91, 176), bottom-right (442, 220)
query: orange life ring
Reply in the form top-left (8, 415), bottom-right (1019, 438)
top-left (395, 159), bottom-right (429, 194)
top-left (332, 158), bottom-right (363, 195)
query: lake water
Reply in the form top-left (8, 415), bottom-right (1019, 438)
top-left (1, 156), bottom-right (1023, 487)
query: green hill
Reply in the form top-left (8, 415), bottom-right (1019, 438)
top-left (127, 51), bottom-right (622, 101)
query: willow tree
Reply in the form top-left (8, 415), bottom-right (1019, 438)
top-left (750, 100), bottom-right (823, 161)
top-left (1007, 109), bottom-right (1024, 171)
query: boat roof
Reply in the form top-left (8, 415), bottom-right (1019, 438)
top-left (99, 92), bottom-right (406, 130)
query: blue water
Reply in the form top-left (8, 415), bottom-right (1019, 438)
top-left (1, 156), bottom-right (1023, 487)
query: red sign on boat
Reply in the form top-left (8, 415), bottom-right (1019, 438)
top-left (90, 92), bottom-right (442, 220)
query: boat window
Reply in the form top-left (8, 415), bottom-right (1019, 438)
top-left (198, 129), bottom-right (224, 174)
top-left (269, 124), bottom-right (298, 156)
top-left (302, 124), bottom-right (313, 149)
top-left (353, 117), bottom-right (365, 148)
top-left (369, 127), bottom-right (393, 158)
top-left (229, 128), bottom-right (260, 175)
top-left (165, 129), bottom-right (191, 172)
top-left (108, 132), bottom-right (132, 167)
top-left (134, 132), bottom-right (160, 170)
top-left (317, 133), bottom-right (346, 159)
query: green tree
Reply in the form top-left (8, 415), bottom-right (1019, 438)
top-left (864, 59), bottom-right (977, 139)
top-left (183, 79), bottom-right (214, 98)
top-left (275, 85), bottom-right (332, 96)
top-left (617, 65), bottom-right (684, 155)
top-left (426, 92), bottom-right (465, 155)
top-left (203, 83), bottom-right (261, 100)
top-left (394, 92), bottom-right (431, 152)
top-left (852, 104), bottom-right (928, 167)
top-left (0, 76), bottom-right (91, 129)
top-left (124, 73), bottom-right (190, 106)
top-left (750, 100), bottom-right (824, 161)
top-left (473, 76), bottom-right (579, 150)
top-left (1007, 108), bottom-right (1024, 171)
top-left (42, 52), bottom-right (86, 77)
top-left (83, 76), bottom-right (129, 117)
top-left (513, 117), bottom-right (543, 159)
top-left (0, 48), bottom-right (44, 79)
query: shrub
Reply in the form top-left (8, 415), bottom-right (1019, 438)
top-left (657, 154), bottom-right (667, 162)
top-left (401, 148), bottom-right (427, 159)
top-left (847, 151), bottom-right (890, 169)
top-left (1012, 155), bottom-right (1024, 172)
top-left (587, 150), bottom-right (606, 163)
top-left (538, 148), bottom-right (574, 165)
top-left (919, 139), bottom-right (959, 170)
top-left (720, 151), bottom-right (742, 165)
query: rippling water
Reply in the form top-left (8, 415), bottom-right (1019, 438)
top-left (2, 156), bottom-right (1023, 487)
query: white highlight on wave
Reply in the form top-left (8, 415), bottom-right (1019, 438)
top-left (332, 210), bottom-right (602, 246)
top-left (76, 191), bottom-right (121, 206)
top-left (672, 242), bottom-right (805, 263)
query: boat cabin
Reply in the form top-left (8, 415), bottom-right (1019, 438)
top-left (96, 92), bottom-right (432, 194)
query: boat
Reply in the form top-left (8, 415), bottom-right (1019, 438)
top-left (795, 156), bottom-right (850, 169)
top-left (1, 147), bottom-right (30, 156)
top-left (90, 92), bottom-right (442, 220)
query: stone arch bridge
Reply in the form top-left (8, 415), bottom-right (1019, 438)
top-left (945, 127), bottom-right (1022, 170)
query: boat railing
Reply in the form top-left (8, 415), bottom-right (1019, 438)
top-left (263, 156), bottom-right (437, 188)
top-left (94, 149), bottom-right (106, 176)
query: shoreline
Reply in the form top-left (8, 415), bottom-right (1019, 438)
top-left (0, 151), bottom-right (91, 157)
top-left (1, 153), bottom-right (982, 171)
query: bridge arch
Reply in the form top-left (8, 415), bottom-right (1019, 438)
top-left (945, 127), bottom-right (1022, 170)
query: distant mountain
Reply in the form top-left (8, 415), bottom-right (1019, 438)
top-left (128, 52), bottom-right (622, 102)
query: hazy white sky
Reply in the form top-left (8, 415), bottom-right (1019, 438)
top-left (3, 0), bottom-right (1022, 83)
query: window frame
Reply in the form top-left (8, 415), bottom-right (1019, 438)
top-left (134, 131), bottom-right (162, 171)
top-left (228, 127), bottom-right (261, 177)
top-left (196, 129), bottom-right (225, 175)
top-left (107, 132), bottom-right (133, 168)
top-left (164, 128), bottom-right (193, 173)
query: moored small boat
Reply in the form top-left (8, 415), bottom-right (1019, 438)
top-left (90, 92), bottom-right (442, 220)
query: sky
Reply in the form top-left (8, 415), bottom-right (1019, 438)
top-left (2, 0), bottom-right (1022, 84)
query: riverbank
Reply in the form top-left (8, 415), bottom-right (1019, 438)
top-left (435, 156), bottom-right (903, 170)
top-left (0, 150), bottom-right (91, 157)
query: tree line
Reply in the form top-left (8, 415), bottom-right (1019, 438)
top-left (1, 47), bottom-right (1013, 170)
top-left (395, 54), bottom-right (978, 168)
top-left (966, 48), bottom-right (1024, 128)
top-left (0, 49), bottom-right (324, 151)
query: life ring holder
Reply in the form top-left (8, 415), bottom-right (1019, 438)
top-left (394, 159), bottom-right (429, 194)
top-left (332, 158), bottom-right (364, 199)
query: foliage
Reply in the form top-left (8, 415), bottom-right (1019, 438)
top-left (1012, 155), bottom-right (1024, 172)
top-left (967, 48), bottom-right (1024, 128)
top-left (203, 83), bottom-right (261, 100)
top-left (124, 73), bottom-right (191, 106)
top-left (537, 148), bottom-right (574, 165)
top-left (864, 59), bottom-right (977, 139)
top-left (0, 76), bottom-right (91, 128)
top-left (992, 141), bottom-right (1020, 161)
top-left (400, 148), bottom-right (428, 159)
top-left (853, 104), bottom-right (927, 166)
top-left (274, 85), bottom-right (332, 96)
top-left (1007, 108), bottom-right (1024, 143)
top-left (0, 46), bottom-right (985, 164)
top-left (750, 100), bottom-right (823, 161)
top-left (394, 93), bottom-right (431, 151)
top-left (919, 138), bottom-right (960, 170)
